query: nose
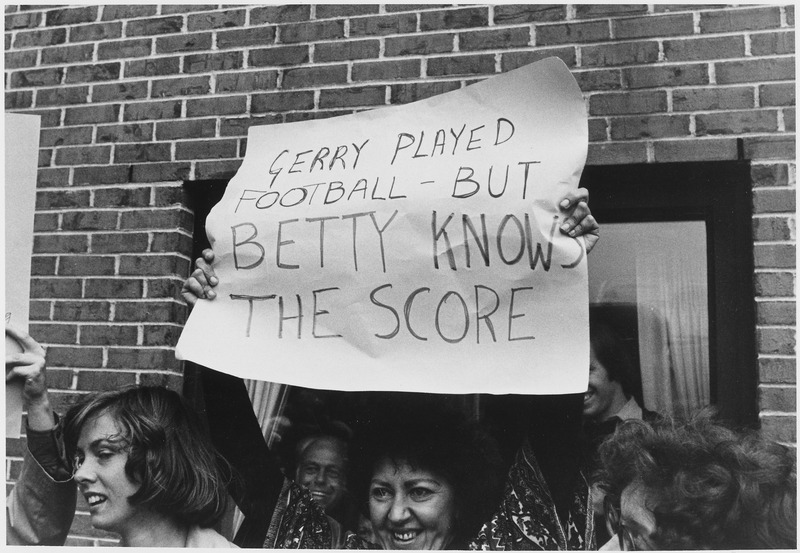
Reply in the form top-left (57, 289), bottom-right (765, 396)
top-left (73, 459), bottom-right (96, 485)
top-left (314, 468), bottom-right (328, 486)
top-left (387, 496), bottom-right (411, 524)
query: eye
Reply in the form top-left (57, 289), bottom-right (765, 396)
top-left (302, 465), bottom-right (318, 475)
top-left (370, 486), bottom-right (392, 500)
top-left (72, 454), bottom-right (85, 473)
top-left (97, 449), bottom-right (115, 461)
top-left (409, 486), bottom-right (434, 501)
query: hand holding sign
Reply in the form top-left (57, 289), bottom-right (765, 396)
top-left (6, 324), bottom-right (56, 432)
top-left (177, 57), bottom-right (590, 394)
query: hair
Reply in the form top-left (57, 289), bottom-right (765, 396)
top-left (589, 317), bottom-right (637, 397)
top-left (350, 394), bottom-right (504, 548)
top-left (290, 421), bottom-right (352, 476)
top-left (594, 410), bottom-right (796, 550)
top-left (63, 386), bottom-right (229, 528)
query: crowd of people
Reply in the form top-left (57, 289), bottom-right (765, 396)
top-left (6, 190), bottom-right (796, 550)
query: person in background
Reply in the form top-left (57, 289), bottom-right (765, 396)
top-left (595, 412), bottom-right (796, 550)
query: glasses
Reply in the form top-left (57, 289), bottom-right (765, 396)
top-left (604, 496), bottom-right (637, 551)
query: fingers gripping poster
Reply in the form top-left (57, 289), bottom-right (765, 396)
top-left (177, 57), bottom-right (589, 394)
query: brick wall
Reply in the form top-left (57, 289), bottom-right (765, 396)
top-left (4, 3), bottom-right (795, 545)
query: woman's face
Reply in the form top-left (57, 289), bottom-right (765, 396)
top-left (369, 457), bottom-right (457, 550)
top-left (72, 412), bottom-right (143, 535)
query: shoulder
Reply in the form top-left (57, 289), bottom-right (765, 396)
top-left (186, 526), bottom-right (238, 548)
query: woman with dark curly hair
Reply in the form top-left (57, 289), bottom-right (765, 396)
top-left (62, 386), bottom-right (235, 547)
top-left (594, 412), bottom-right (796, 550)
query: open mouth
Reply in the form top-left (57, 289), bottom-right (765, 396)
top-left (583, 390), bottom-right (595, 403)
top-left (84, 493), bottom-right (107, 508)
top-left (391, 530), bottom-right (419, 545)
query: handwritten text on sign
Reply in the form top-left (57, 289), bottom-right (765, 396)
top-left (176, 57), bottom-right (590, 394)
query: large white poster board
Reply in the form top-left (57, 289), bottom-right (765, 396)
top-left (5, 113), bottom-right (41, 438)
top-left (177, 57), bottom-right (589, 394)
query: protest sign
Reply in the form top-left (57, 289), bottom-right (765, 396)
top-left (176, 57), bottom-right (589, 394)
top-left (5, 113), bottom-right (41, 437)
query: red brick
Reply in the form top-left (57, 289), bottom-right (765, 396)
top-left (610, 114), bottom-right (690, 140)
top-left (187, 96), bottom-right (246, 117)
top-left (493, 4), bottom-right (566, 24)
top-left (623, 64), bottom-right (708, 89)
top-left (47, 346), bottom-right (104, 368)
top-left (92, 81), bottom-right (149, 102)
top-left (216, 71), bottom-right (278, 93)
top-left (138, 372), bottom-right (184, 389)
top-left (586, 142), bottom-right (648, 165)
top-left (757, 301), bottom-right (796, 325)
top-left (700, 6), bottom-right (781, 33)
top-left (787, 5), bottom-right (795, 26)
top-left (34, 234), bottom-right (88, 254)
top-left (760, 415), bottom-right (796, 443)
top-left (148, 232), bottom-right (190, 256)
top-left (758, 385), bottom-right (796, 410)
top-left (653, 138), bottom-right (739, 162)
top-left (32, 85), bottom-right (90, 106)
top-left (349, 13), bottom-right (417, 36)
top-left (537, 21), bottom-right (609, 45)
top-left (184, 52), bottom-right (243, 74)
top-left (114, 301), bottom-right (183, 323)
top-left (696, 110), bottom-right (778, 136)
top-left (36, 190), bottom-right (91, 209)
top-left (282, 65), bottom-right (348, 89)
top-left (664, 35), bottom-right (745, 62)
top-left (145, 277), bottom-right (185, 299)
top-left (505, 45), bottom-right (580, 71)
top-left (220, 116), bottom-right (280, 137)
top-left (13, 28), bottom-right (66, 48)
top-left (46, 5), bottom-right (98, 26)
top-left (90, 232), bottom-right (148, 255)
top-left (716, 58), bottom-right (795, 84)
top-left (754, 244), bottom-right (796, 269)
top-left (101, 5), bottom-right (157, 21)
top-left (6, 90), bottom-right (33, 109)
top-left (588, 118), bottom-right (608, 141)
top-left (753, 189), bottom-right (797, 214)
top-left (93, 187), bottom-right (152, 208)
top-left (118, 255), bottom-right (188, 277)
top-left (27, 108), bottom-right (62, 128)
top-left (673, 87), bottom-right (754, 112)
top-left (151, 76), bottom-right (211, 98)
top-left (784, 107), bottom-right (795, 132)
top-left (187, 9), bottom-right (246, 31)
top-left (176, 139), bottom-right (238, 160)
top-left (74, 165), bottom-right (131, 187)
top-left (36, 168), bottom-right (70, 189)
top-left (119, 208), bottom-right (192, 231)
top-left (125, 16), bottom-right (183, 37)
top-left (156, 118), bottom-right (216, 140)
top-left (81, 325), bottom-right (138, 346)
top-left (97, 38), bottom-right (152, 60)
top-left (589, 90), bottom-right (667, 115)
top-left (751, 31), bottom-right (795, 56)
top-left (581, 41), bottom-right (660, 67)
top-left (759, 358), bottom-right (796, 384)
top-left (281, 20), bottom-right (345, 43)
top-left (97, 123), bottom-right (154, 143)
top-left (195, 159), bottom-right (244, 180)
top-left (107, 348), bottom-right (180, 371)
top-left (114, 143), bottom-right (172, 164)
top-left (459, 27), bottom-right (530, 51)
top-left (217, 27), bottom-right (276, 49)
top-left (316, 4), bottom-right (379, 18)
top-left (743, 136), bottom-right (796, 160)
top-left (125, 57), bottom-right (181, 78)
top-left (29, 300), bottom-right (53, 320)
top-left (41, 43), bottom-right (94, 65)
top-left (252, 91), bottom-right (314, 112)
top-left (248, 45), bottom-right (308, 67)
top-left (352, 60), bottom-right (420, 81)
top-left (64, 104), bottom-right (119, 125)
top-left (427, 54), bottom-right (496, 77)
top-left (420, 7), bottom-right (489, 31)
top-left (38, 149), bottom-right (52, 167)
top-left (130, 162), bottom-right (191, 183)
top-left (575, 4), bottom-right (648, 18)
top-left (319, 86), bottom-right (386, 108)
top-left (753, 216), bottom-right (793, 241)
top-left (153, 186), bottom-right (188, 208)
top-left (156, 32), bottom-right (212, 54)
top-left (251, 4), bottom-right (310, 25)
top-left (69, 21), bottom-right (122, 42)
top-left (61, 212), bottom-right (118, 232)
top-left (5, 10), bottom-right (42, 29)
top-left (751, 163), bottom-right (790, 187)
top-left (40, 126), bottom-right (93, 147)
top-left (78, 369), bottom-right (137, 390)
top-left (30, 278), bottom-right (83, 298)
top-left (58, 255), bottom-right (116, 276)
top-left (124, 100), bottom-right (182, 121)
top-left (385, 34), bottom-right (453, 57)
top-left (160, 5), bottom-right (215, 15)
top-left (389, 81), bottom-right (462, 104)
top-left (84, 278), bottom-right (144, 299)
top-left (31, 256), bottom-right (57, 276)
top-left (10, 68), bottom-right (63, 88)
top-left (54, 145), bottom-right (112, 166)
top-left (614, 13), bottom-right (694, 39)
top-left (315, 40), bottom-right (379, 62)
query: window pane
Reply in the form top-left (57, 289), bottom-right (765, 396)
top-left (588, 221), bottom-right (710, 417)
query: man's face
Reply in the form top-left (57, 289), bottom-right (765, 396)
top-left (295, 436), bottom-right (347, 512)
top-left (583, 347), bottom-right (626, 421)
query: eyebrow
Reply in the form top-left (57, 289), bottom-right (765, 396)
top-left (77, 435), bottom-right (127, 453)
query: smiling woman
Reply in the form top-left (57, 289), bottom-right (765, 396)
top-left (62, 387), bottom-right (236, 548)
